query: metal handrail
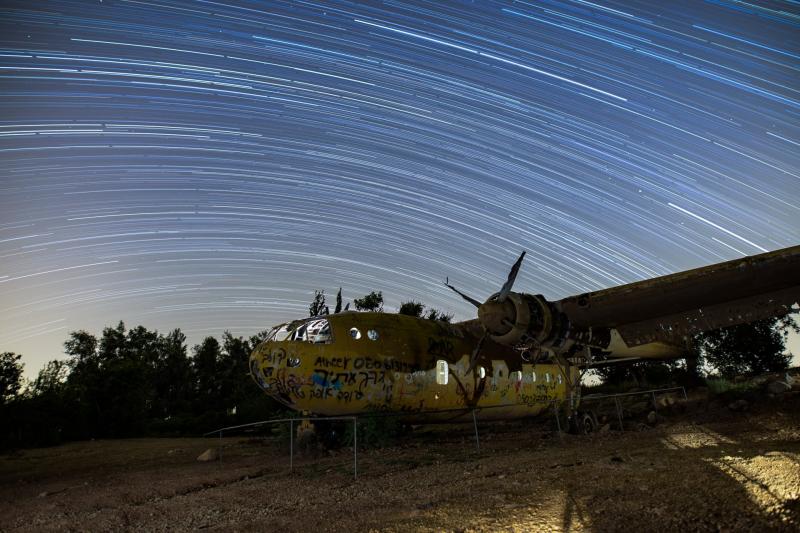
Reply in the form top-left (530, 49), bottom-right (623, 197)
top-left (205, 416), bottom-right (358, 480)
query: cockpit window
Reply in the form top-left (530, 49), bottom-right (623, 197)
top-left (269, 324), bottom-right (293, 342)
top-left (269, 319), bottom-right (332, 344)
top-left (307, 319), bottom-right (332, 344)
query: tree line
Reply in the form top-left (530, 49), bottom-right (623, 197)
top-left (309, 287), bottom-right (454, 322)
top-left (0, 323), bottom-right (278, 449)
top-left (593, 315), bottom-right (798, 386)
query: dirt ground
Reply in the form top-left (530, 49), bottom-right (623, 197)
top-left (1, 391), bottom-right (799, 532)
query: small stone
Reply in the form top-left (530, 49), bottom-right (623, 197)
top-left (196, 448), bottom-right (219, 462)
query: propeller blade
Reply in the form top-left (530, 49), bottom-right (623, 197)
top-left (467, 331), bottom-right (488, 374)
top-left (497, 251), bottom-right (526, 302)
top-left (444, 277), bottom-right (482, 308)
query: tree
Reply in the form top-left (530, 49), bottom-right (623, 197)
top-left (0, 352), bottom-right (23, 404)
top-left (309, 290), bottom-right (328, 317)
top-left (399, 300), bottom-right (452, 322)
top-left (64, 330), bottom-right (98, 367)
top-left (354, 291), bottom-right (383, 312)
top-left (249, 329), bottom-right (271, 350)
top-left (153, 328), bottom-right (193, 418)
top-left (425, 308), bottom-right (453, 323)
top-left (399, 300), bottom-right (424, 317)
top-left (30, 360), bottom-right (69, 396)
top-left (697, 315), bottom-right (798, 378)
top-left (220, 331), bottom-right (251, 407)
top-left (98, 321), bottom-right (127, 362)
top-left (334, 288), bottom-right (343, 314)
top-left (193, 336), bottom-right (222, 409)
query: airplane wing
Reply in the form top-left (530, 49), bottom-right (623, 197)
top-left (556, 245), bottom-right (800, 347)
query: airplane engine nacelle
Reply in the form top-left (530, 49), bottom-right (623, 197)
top-left (478, 292), bottom-right (556, 347)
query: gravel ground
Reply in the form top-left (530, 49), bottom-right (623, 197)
top-left (1, 392), bottom-right (799, 532)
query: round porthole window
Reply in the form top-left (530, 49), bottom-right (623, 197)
top-left (367, 329), bottom-right (378, 340)
top-left (349, 327), bottom-right (361, 340)
top-left (557, 374), bottom-right (563, 385)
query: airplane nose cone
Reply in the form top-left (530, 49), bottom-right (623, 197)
top-left (478, 296), bottom-right (516, 336)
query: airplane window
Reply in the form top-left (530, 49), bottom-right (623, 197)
top-left (436, 360), bottom-right (449, 385)
top-left (545, 373), bottom-right (552, 383)
top-left (531, 371), bottom-right (537, 382)
top-left (512, 371), bottom-right (523, 383)
top-left (367, 329), bottom-right (379, 341)
top-left (477, 366), bottom-right (486, 379)
top-left (307, 319), bottom-right (331, 344)
top-left (273, 325), bottom-right (293, 342)
top-left (292, 324), bottom-right (309, 342)
top-left (557, 374), bottom-right (563, 385)
top-left (349, 327), bottom-right (362, 340)
top-left (287, 357), bottom-right (301, 368)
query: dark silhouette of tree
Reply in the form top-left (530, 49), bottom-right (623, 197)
top-left (354, 291), bottom-right (383, 312)
top-left (31, 360), bottom-right (68, 396)
top-left (19, 359), bottom-right (71, 446)
top-left (193, 336), bottom-right (222, 410)
top-left (399, 300), bottom-right (424, 317)
top-left (64, 330), bottom-right (98, 368)
top-left (63, 330), bottom-right (101, 437)
top-left (219, 331), bottom-right (250, 408)
top-left (398, 300), bottom-right (452, 322)
top-left (153, 329), bottom-right (193, 419)
top-left (0, 352), bottom-right (23, 404)
top-left (697, 315), bottom-right (798, 378)
top-left (249, 329), bottom-right (271, 350)
top-left (334, 287), bottom-right (343, 314)
top-left (98, 321), bottom-right (127, 362)
top-left (309, 290), bottom-right (327, 317)
top-left (425, 308), bottom-right (453, 323)
top-left (2, 321), bottom-right (290, 448)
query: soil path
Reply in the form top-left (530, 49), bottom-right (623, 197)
top-left (1, 394), bottom-right (799, 532)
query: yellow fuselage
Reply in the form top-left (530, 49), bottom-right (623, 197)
top-left (249, 312), bottom-right (578, 421)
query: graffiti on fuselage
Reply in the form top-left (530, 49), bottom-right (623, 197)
top-left (519, 382), bottom-right (559, 406)
top-left (253, 345), bottom-right (424, 405)
top-left (252, 343), bottom-right (568, 414)
top-left (313, 355), bottom-right (419, 373)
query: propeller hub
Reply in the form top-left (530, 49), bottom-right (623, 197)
top-left (478, 296), bottom-right (516, 336)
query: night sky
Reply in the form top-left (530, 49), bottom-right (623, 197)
top-left (1, 0), bottom-right (798, 376)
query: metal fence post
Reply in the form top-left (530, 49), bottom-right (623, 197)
top-left (353, 417), bottom-right (358, 481)
top-left (553, 401), bottom-right (562, 437)
top-left (472, 410), bottom-right (480, 453)
top-left (614, 397), bottom-right (624, 431)
top-left (289, 419), bottom-right (294, 473)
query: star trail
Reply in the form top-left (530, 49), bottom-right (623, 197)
top-left (1, 0), bottom-right (798, 374)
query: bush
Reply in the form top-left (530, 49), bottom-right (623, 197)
top-left (706, 378), bottom-right (757, 396)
